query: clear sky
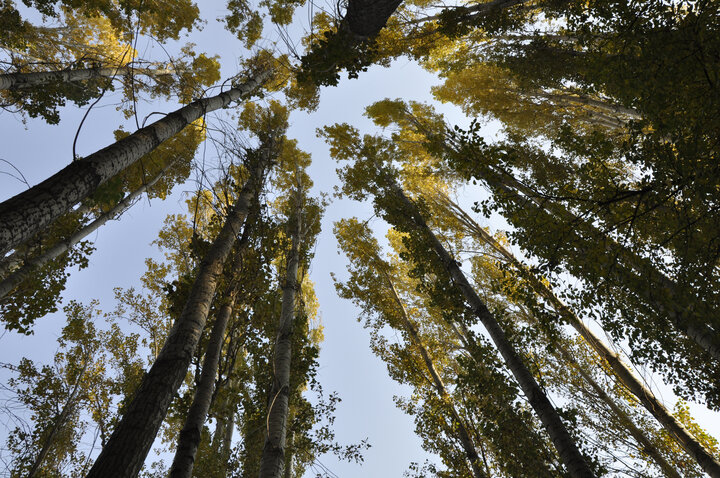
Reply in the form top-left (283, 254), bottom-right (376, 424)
top-left (1, 1), bottom-right (719, 476)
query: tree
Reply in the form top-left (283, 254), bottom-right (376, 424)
top-left (0, 121), bottom-right (204, 332)
top-left (324, 126), bottom-right (596, 477)
top-left (85, 115), bottom-right (281, 477)
top-left (0, 64), bottom-right (270, 256)
top-left (334, 218), bottom-right (563, 477)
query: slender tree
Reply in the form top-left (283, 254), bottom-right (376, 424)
top-left (85, 132), bottom-right (278, 478)
top-left (429, 190), bottom-right (720, 477)
top-left (0, 67), bottom-right (270, 256)
top-left (258, 187), bottom-right (304, 478)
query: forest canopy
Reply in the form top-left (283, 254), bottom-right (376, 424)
top-left (0, 0), bottom-right (719, 477)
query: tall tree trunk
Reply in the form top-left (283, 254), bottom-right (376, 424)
top-left (257, 197), bottom-right (304, 478)
top-left (431, 192), bottom-right (720, 478)
top-left (27, 361), bottom-right (89, 478)
top-left (0, 65), bottom-right (174, 90)
top-left (407, 0), bottom-right (526, 25)
top-left (484, 166), bottom-right (720, 363)
top-left (383, 273), bottom-right (488, 478)
top-left (0, 161), bottom-right (175, 300)
top-left (209, 380), bottom-right (237, 478)
top-left (169, 219), bottom-right (254, 478)
top-left (342, 0), bottom-right (404, 39)
top-left (282, 409), bottom-right (295, 478)
top-left (0, 69), bottom-right (270, 256)
top-left (384, 180), bottom-right (595, 478)
top-left (422, 125), bottom-right (720, 362)
top-left (537, 91), bottom-right (641, 120)
top-left (85, 153), bottom-right (272, 478)
top-left (168, 295), bottom-right (237, 478)
top-left (554, 343), bottom-right (682, 478)
top-left (0, 204), bottom-right (91, 279)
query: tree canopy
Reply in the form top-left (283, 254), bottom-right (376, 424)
top-left (1, 0), bottom-right (719, 477)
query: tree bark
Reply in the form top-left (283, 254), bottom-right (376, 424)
top-left (341, 0), bottom-right (404, 40)
top-left (0, 69), bottom-right (270, 256)
top-left (85, 153), bottom-right (272, 478)
top-left (386, 181), bottom-right (595, 478)
top-left (0, 204), bottom-right (91, 280)
top-left (0, 66), bottom-right (174, 90)
top-left (169, 203), bottom-right (257, 478)
top-left (0, 161), bottom-right (174, 300)
top-left (407, 0), bottom-right (526, 26)
top-left (168, 296), bottom-right (237, 478)
top-left (432, 192), bottom-right (720, 478)
top-left (209, 380), bottom-right (237, 478)
top-left (257, 197), bottom-right (303, 478)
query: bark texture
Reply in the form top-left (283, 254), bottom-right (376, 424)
top-left (0, 69), bottom-right (270, 256)
top-left (387, 181), bottom-right (595, 478)
top-left (257, 200), bottom-right (303, 478)
top-left (0, 162), bottom-right (173, 300)
top-left (168, 297), bottom-right (235, 478)
top-left (85, 155), bottom-right (271, 478)
top-left (433, 192), bottom-right (720, 478)
top-left (169, 210), bottom-right (255, 478)
top-left (0, 66), bottom-right (174, 90)
top-left (342, 0), bottom-right (404, 39)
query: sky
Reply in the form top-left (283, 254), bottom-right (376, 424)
top-left (1, 1), bottom-right (719, 476)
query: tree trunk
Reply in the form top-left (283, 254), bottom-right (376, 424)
top-left (342, 0), bottom-right (404, 39)
top-left (424, 125), bottom-right (720, 363)
top-left (432, 192), bottom-right (720, 478)
top-left (282, 410), bottom-right (295, 478)
top-left (27, 361), bottom-right (89, 478)
top-left (0, 204), bottom-right (91, 280)
top-left (407, 0), bottom-right (526, 26)
top-left (0, 65), bottom-right (174, 90)
top-left (384, 274), bottom-right (488, 478)
top-left (168, 297), bottom-right (237, 478)
top-left (483, 166), bottom-right (720, 363)
top-left (386, 181), bottom-right (595, 478)
top-left (169, 202), bottom-right (258, 478)
top-left (209, 381), bottom-right (237, 478)
top-left (0, 69), bottom-right (270, 256)
top-left (85, 153), bottom-right (272, 478)
top-left (0, 161), bottom-right (175, 300)
top-left (555, 343), bottom-right (682, 478)
top-left (257, 198), bottom-right (303, 478)
top-left (537, 91), bottom-right (641, 120)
